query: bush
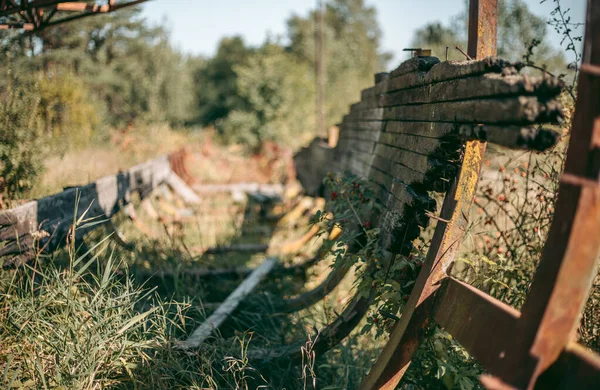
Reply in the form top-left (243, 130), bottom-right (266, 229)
top-left (0, 70), bottom-right (45, 202)
top-left (37, 69), bottom-right (102, 149)
top-left (218, 44), bottom-right (315, 151)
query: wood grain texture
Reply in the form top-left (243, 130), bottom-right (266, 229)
top-left (0, 156), bottom-right (173, 268)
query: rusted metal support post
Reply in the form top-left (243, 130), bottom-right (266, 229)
top-left (481, 1), bottom-right (600, 388)
top-left (467, 0), bottom-right (498, 58)
top-left (359, 1), bottom-right (497, 389)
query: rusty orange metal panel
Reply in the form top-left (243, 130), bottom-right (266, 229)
top-left (467, 0), bottom-right (498, 59)
top-left (433, 278), bottom-right (520, 372)
top-left (482, 1), bottom-right (600, 388)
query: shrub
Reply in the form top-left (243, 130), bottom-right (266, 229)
top-left (37, 70), bottom-right (102, 149)
top-left (0, 70), bottom-right (45, 203)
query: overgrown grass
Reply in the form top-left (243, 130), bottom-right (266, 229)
top-left (0, 239), bottom-right (186, 389)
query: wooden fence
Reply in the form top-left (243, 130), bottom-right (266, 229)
top-left (0, 0), bottom-right (598, 388)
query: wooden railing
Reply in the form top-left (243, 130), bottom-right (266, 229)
top-left (292, 1), bottom-right (600, 389)
top-left (0, 149), bottom-right (199, 269)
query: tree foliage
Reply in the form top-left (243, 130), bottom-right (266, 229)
top-left (1, 7), bottom-right (195, 129)
top-left (196, 0), bottom-right (389, 150)
top-left (410, 0), bottom-right (566, 73)
top-left (0, 69), bottom-right (44, 201)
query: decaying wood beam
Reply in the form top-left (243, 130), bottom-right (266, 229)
top-left (201, 243), bottom-right (269, 255)
top-left (343, 121), bottom-right (558, 152)
top-left (0, 154), bottom-right (187, 268)
top-left (379, 97), bottom-right (562, 125)
top-left (140, 198), bottom-right (160, 221)
top-left (388, 56), bottom-right (441, 79)
top-left (177, 257), bottom-right (277, 349)
top-left (279, 224), bottom-right (320, 255)
top-left (192, 183), bottom-right (285, 197)
top-left (166, 173), bottom-right (201, 204)
top-left (382, 74), bottom-right (563, 107)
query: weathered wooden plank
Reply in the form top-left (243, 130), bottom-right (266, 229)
top-left (340, 129), bottom-right (382, 142)
top-left (456, 124), bottom-right (560, 151)
top-left (372, 121), bottom-right (559, 151)
top-left (370, 156), bottom-right (427, 187)
top-left (166, 173), bottom-right (201, 204)
top-left (178, 256), bottom-right (277, 349)
top-left (350, 95), bottom-right (383, 111)
top-left (389, 56), bottom-right (441, 79)
top-left (383, 121), bottom-right (455, 138)
top-left (192, 183), bottom-right (284, 196)
top-left (382, 97), bottom-right (562, 125)
top-left (387, 57), bottom-right (517, 91)
top-left (383, 74), bottom-right (563, 107)
top-left (361, 82), bottom-right (387, 100)
top-left (344, 108), bottom-right (385, 121)
top-left (203, 243), bottom-right (270, 255)
top-left (0, 156), bottom-right (173, 267)
top-left (374, 143), bottom-right (435, 174)
top-left (340, 120), bottom-right (383, 132)
top-left (336, 139), bottom-right (376, 155)
top-left (389, 181), bottom-right (432, 211)
top-left (378, 132), bottom-right (446, 156)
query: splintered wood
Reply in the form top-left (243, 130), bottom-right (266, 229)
top-left (0, 153), bottom-right (194, 268)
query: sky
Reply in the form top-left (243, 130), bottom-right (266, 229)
top-left (140, 0), bottom-right (587, 70)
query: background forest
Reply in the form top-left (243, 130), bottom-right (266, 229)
top-left (0, 1), bottom-right (594, 389)
top-left (0, 0), bottom-right (571, 200)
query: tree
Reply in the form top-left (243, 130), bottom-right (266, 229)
top-left (0, 7), bottom-right (196, 129)
top-left (410, 0), bottom-right (566, 74)
top-left (220, 43), bottom-right (315, 149)
top-left (193, 36), bottom-right (254, 126)
top-left (0, 69), bottom-right (44, 201)
top-left (287, 0), bottom-right (390, 129)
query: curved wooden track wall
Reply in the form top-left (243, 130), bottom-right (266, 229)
top-left (292, 0), bottom-right (600, 389)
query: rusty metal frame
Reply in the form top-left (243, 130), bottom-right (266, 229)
top-left (362, 0), bottom-right (600, 389)
top-left (480, 0), bottom-right (600, 388)
top-left (0, 0), bottom-right (149, 31)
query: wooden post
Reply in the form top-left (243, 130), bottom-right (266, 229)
top-left (315, 0), bottom-right (326, 137)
